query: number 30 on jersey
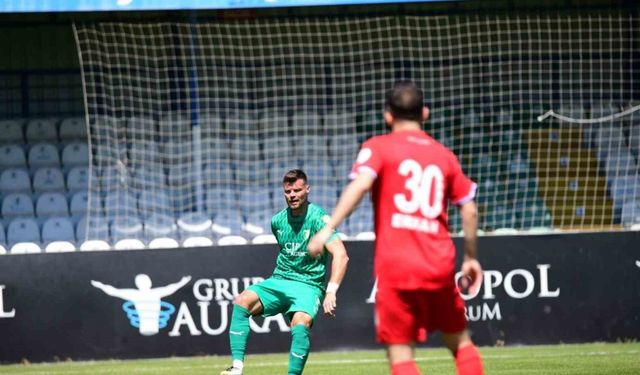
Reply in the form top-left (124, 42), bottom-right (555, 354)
top-left (393, 159), bottom-right (444, 219)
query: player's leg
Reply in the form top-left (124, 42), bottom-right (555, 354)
top-left (442, 331), bottom-right (483, 375)
top-left (221, 290), bottom-right (264, 375)
top-left (288, 312), bottom-right (313, 375)
top-left (376, 288), bottom-right (422, 375)
top-left (433, 287), bottom-right (483, 375)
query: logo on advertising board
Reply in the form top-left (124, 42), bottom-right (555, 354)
top-left (366, 264), bottom-right (561, 322)
top-left (0, 285), bottom-right (16, 319)
top-left (92, 274), bottom-right (190, 336)
top-left (92, 274), bottom-right (291, 337)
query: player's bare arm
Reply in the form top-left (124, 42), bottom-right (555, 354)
top-left (322, 238), bottom-right (349, 317)
top-left (459, 200), bottom-right (482, 294)
top-left (308, 173), bottom-right (374, 257)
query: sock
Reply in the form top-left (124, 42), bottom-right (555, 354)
top-left (455, 345), bottom-right (484, 375)
top-left (288, 325), bottom-right (310, 375)
top-left (391, 360), bottom-right (421, 375)
top-left (229, 304), bottom-right (251, 363)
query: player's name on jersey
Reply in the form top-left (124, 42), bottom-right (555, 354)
top-left (391, 213), bottom-right (439, 234)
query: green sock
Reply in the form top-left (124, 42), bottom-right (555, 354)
top-left (229, 304), bottom-right (251, 362)
top-left (288, 324), bottom-right (310, 375)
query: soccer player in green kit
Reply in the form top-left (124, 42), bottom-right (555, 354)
top-left (220, 169), bottom-right (349, 375)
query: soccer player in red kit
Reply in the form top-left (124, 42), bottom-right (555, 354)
top-left (309, 80), bottom-right (484, 375)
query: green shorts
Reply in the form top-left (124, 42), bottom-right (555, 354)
top-left (248, 277), bottom-right (323, 321)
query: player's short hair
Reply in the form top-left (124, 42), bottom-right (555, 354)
top-left (385, 80), bottom-right (424, 122)
top-left (283, 169), bottom-right (308, 185)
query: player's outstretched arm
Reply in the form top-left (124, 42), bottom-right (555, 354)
top-left (308, 173), bottom-right (374, 257)
top-left (322, 238), bottom-right (349, 317)
top-left (459, 201), bottom-right (482, 295)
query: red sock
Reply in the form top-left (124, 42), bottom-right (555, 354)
top-left (391, 360), bottom-right (421, 375)
top-left (455, 345), bottom-right (484, 375)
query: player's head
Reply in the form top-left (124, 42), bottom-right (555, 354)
top-left (282, 169), bottom-right (310, 211)
top-left (384, 80), bottom-right (429, 125)
top-left (135, 274), bottom-right (152, 290)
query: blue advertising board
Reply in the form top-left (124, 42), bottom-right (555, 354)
top-left (1, 0), bottom-right (458, 13)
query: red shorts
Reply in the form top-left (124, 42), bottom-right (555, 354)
top-left (375, 286), bottom-right (467, 344)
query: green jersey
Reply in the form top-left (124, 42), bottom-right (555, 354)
top-left (270, 202), bottom-right (338, 290)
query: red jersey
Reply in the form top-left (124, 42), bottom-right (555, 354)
top-left (350, 130), bottom-right (476, 290)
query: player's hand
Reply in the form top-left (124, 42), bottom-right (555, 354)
top-left (459, 256), bottom-right (483, 295)
top-left (323, 292), bottom-right (337, 317)
top-left (91, 280), bottom-right (103, 288)
top-left (308, 226), bottom-right (332, 258)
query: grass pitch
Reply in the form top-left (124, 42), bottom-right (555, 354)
top-left (1, 342), bottom-right (638, 374)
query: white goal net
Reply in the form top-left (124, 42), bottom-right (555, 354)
top-left (73, 14), bottom-right (640, 244)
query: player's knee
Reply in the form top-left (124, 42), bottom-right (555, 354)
top-left (290, 315), bottom-right (313, 329)
top-left (233, 291), bottom-right (256, 310)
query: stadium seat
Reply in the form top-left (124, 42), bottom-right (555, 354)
top-left (628, 124), bottom-right (640, 157)
top-left (113, 238), bottom-right (146, 250)
top-left (235, 160), bottom-right (269, 188)
top-left (41, 217), bottom-right (76, 244)
top-left (243, 209), bottom-right (272, 236)
top-left (212, 209), bottom-right (244, 237)
top-left (132, 165), bottom-right (166, 190)
top-left (217, 235), bottom-right (248, 246)
top-left (61, 142), bottom-right (90, 169)
top-left (7, 217), bottom-right (40, 246)
top-left (0, 144), bottom-right (27, 169)
top-left (203, 161), bottom-right (235, 188)
top-left (328, 134), bottom-right (360, 160)
top-left (0, 168), bottom-right (32, 195)
top-left (10, 242), bottom-right (41, 254)
top-left (32, 167), bottom-right (66, 194)
top-left (291, 111), bottom-right (322, 137)
top-left (201, 136), bottom-right (229, 162)
top-left (177, 212), bottom-right (212, 239)
top-left (324, 110), bottom-right (356, 136)
top-left (167, 163), bottom-right (194, 187)
top-left (0, 120), bottom-right (24, 144)
top-left (59, 117), bottom-right (87, 141)
top-left (0, 222), bottom-right (5, 245)
top-left (36, 192), bottom-right (70, 218)
top-left (2, 193), bottom-right (35, 219)
top-left (346, 204), bottom-right (374, 236)
top-left (159, 113), bottom-right (191, 142)
top-left (66, 166), bottom-right (94, 193)
top-left (353, 231), bottom-right (375, 241)
top-left (148, 237), bottom-right (180, 249)
top-left (79, 240), bottom-right (111, 251)
top-left (128, 140), bottom-right (162, 167)
top-left (206, 186), bottom-right (238, 215)
top-left (28, 142), bottom-right (61, 170)
top-left (70, 191), bottom-right (93, 218)
top-left (76, 216), bottom-right (110, 244)
top-left (104, 189), bottom-right (138, 217)
top-left (26, 119), bottom-right (57, 144)
top-left (492, 228), bottom-right (519, 235)
top-left (182, 236), bottom-right (214, 248)
top-left (296, 136), bottom-right (328, 160)
top-left (251, 234), bottom-right (277, 244)
top-left (0, 245), bottom-right (6, 255)
top-left (258, 111), bottom-right (288, 134)
top-left (230, 138), bottom-right (260, 164)
top-left (163, 140), bottom-right (192, 165)
top-left (309, 182), bottom-right (338, 210)
top-left (621, 199), bottom-right (640, 226)
top-left (594, 125), bottom-right (627, 161)
top-left (99, 165), bottom-right (129, 190)
top-left (44, 241), bottom-right (76, 253)
top-left (125, 116), bottom-right (156, 139)
top-left (110, 216), bottom-right (144, 242)
top-left (262, 136), bottom-right (294, 161)
top-left (138, 190), bottom-right (172, 217)
top-left (94, 143), bottom-right (126, 166)
top-left (143, 213), bottom-right (178, 241)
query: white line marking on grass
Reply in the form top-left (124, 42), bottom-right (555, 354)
top-left (1, 349), bottom-right (637, 375)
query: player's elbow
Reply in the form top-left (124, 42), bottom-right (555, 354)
top-left (460, 201), bottom-right (478, 222)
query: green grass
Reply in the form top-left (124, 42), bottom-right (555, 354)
top-left (1, 342), bottom-right (638, 374)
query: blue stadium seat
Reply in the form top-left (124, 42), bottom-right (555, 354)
top-left (41, 217), bottom-right (76, 244)
top-left (0, 144), bottom-right (27, 169)
top-left (243, 209), bottom-right (272, 236)
top-left (212, 209), bottom-right (244, 237)
top-left (59, 117), bottom-right (87, 141)
top-left (32, 167), bottom-right (66, 194)
top-left (621, 199), bottom-right (640, 226)
top-left (138, 189), bottom-right (172, 217)
top-left (28, 142), bottom-right (61, 171)
top-left (110, 216), bottom-right (144, 243)
top-left (133, 165), bottom-right (166, 190)
top-left (143, 213), bottom-right (178, 241)
top-left (2, 193), bottom-right (35, 220)
top-left (0, 120), bottom-right (24, 144)
top-left (0, 222), bottom-right (5, 245)
top-left (76, 215), bottom-right (110, 243)
top-left (203, 161), bottom-right (235, 188)
top-left (26, 119), bottom-right (57, 144)
top-left (177, 212), bottom-right (212, 239)
top-left (7, 217), bottom-right (40, 247)
top-left (104, 189), bottom-right (138, 217)
top-left (129, 140), bottom-right (161, 166)
top-left (36, 192), bottom-right (69, 218)
top-left (61, 142), bottom-right (89, 170)
top-left (66, 166), bottom-right (94, 193)
top-left (206, 185), bottom-right (238, 215)
top-left (0, 168), bottom-right (32, 196)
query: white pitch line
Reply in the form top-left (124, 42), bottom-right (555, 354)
top-left (1, 349), bottom-right (637, 375)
